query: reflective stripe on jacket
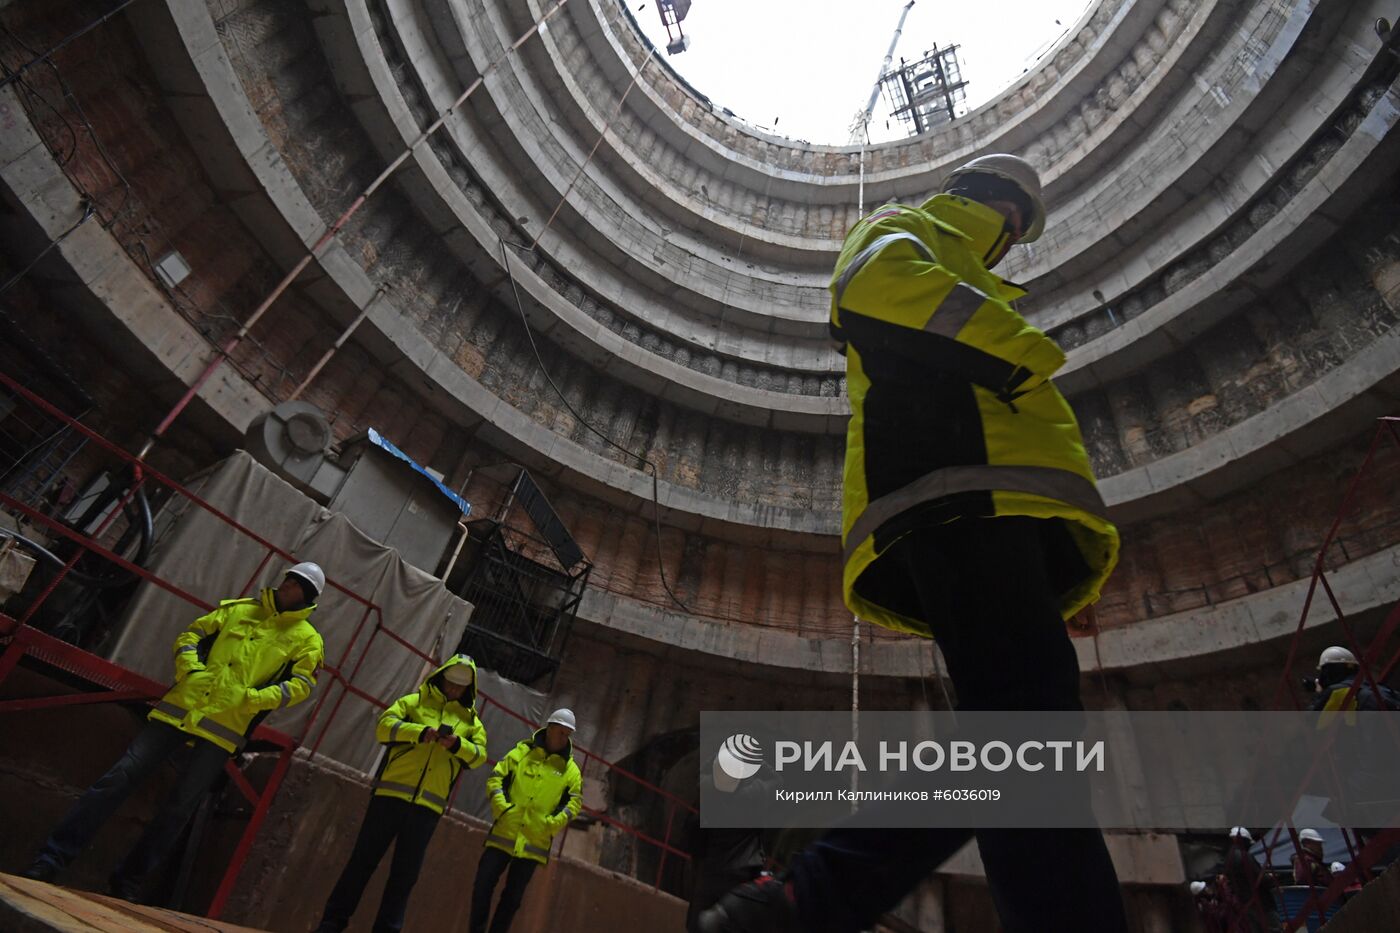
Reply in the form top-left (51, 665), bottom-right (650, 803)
top-left (830, 194), bottom-right (1119, 634)
top-left (149, 589), bottom-right (324, 753)
top-left (485, 728), bottom-right (583, 864)
top-left (373, 655), bottom-right (488, 815)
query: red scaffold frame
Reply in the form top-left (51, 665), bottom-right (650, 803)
top-left (1220, 417), bottom-right (1400, 932)
top-left (0, 369), bottom-right (695, 921)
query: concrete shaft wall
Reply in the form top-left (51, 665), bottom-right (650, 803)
top-left (0, 0), bottom-right (1396, 791)
top-left (3, 0), bottom-right (1398, 677)
top-left (2, 0), bottom-right (1400, 891)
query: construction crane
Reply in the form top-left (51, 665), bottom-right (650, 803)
top-left (848, 1), bottom-right (916, 145)
top-left (850, 1), bottom-right (915, 213)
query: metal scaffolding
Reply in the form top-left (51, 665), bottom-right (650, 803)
top-left (880, 45), bottom-right (969, 136)
top-left (1223, 416), bottom-right (1400, 931)
top-left (447, 465), bottom-right (591, 690)
top-left (0, 372), bottom-right (692, 915)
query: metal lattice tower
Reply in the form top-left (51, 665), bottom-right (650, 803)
top-left (880, 45), bottom-right (969, 136)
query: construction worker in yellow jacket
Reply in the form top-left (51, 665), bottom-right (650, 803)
top-left (471, 708), bottom-right (583, 933)
top-left (23, 562), bottom-right (326, 902)
top-left (314, 654), bottom-right (488, 933)
top-left (700, 156), bottom-right (1128, 933)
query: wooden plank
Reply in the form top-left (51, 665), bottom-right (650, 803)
top-left (0, 874), bottom-right (268, 933)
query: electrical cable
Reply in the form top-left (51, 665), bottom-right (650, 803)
top-left (499, 238), bottom-right (689, 613)
top-left (0, 0), bottom-right (141, 90)
top-left (489, 40), bottom-right (693, 612)
top-left (0, 24), bottom-right (135, 231)
top-left (0, 201), bottom-right (96, 298)
top-left (1, 521), bottom-right (140, 589)
top-left (50, 67), bottom-right (135, 230)
top-left (0, 62), bottom-right (78, 165)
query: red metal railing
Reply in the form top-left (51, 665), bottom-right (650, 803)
top-left (0, 370), bottom-right (692, 919)
top-left (1214, 417), bottom-right (1400, 932)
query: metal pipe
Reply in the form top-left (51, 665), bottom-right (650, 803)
top-left (137, 0), bottom-right (572, 459)
top-left (207, 744), bottom-right (295, 919)
top-left (857, 1), bottom-right (915, 136)
top-left (858, 147), bottom-right (866, 216)
top-left (851, 615), bottom-right (860, 803)
top-left (287, 304), bottom-right (371, 401)
top-left (851, 2), bottom-right (913, 216)
top-left (0, 492), bottom-right (213, 612)
top-left (441, 519), bottom-right (472, 583)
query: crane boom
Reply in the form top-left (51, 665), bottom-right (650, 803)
top-left (848, 1), bottom-right (915, 144)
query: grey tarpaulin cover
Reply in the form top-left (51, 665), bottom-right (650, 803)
top-left (453, 667), bottom-right (548, 820)
top-left (110, 452), bottom-right (547, 818)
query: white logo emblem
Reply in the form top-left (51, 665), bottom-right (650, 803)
top-left (716, 733), bottom-right (764, 781)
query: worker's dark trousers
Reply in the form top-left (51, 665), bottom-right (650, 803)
top-left (788, 517), bottom-right (1130, 933)
top-left (470, 846), bottom-right (539, 933)
top-left (316, 795), bottom-right (440, 933)
top-left (30, 720), bottom-right (229, 889)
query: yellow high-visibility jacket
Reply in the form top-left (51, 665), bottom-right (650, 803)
top-left (373, 654), bottom-right (488, 815)
top-left (485, 728), bottom-right (583, 864)
top-left (151, 589), bottom-right (324, 752)
top-left (830, 193), bottom-right (1119, 635)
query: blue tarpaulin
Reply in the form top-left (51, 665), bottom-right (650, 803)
top-left (365, 428), bottom-right (470, 515)
top-left (1250, 796), bottom-right (1355, 869)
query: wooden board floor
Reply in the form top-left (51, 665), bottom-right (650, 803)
top-left (0, 873), bottom-right (267, 933)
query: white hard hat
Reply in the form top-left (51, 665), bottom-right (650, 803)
top-left (442, 657), bottom-right (475, 686)
top-left (1331, 861), bottom-right (1346, 874)
top-left (1319, 646), bottom-right (1359, 667)
top-left (1190, 881), bottom-right (1206, 895)
top-left (286, 562), bottom-right (325, 599)
top-left (546, 708), bottom-right (576, 731)
top-left (1229, 826), bottom-right (1253, 843)
top-left (941, 153), bottom-right (1047, 242)
top-left (1298, 828), bottom-right (1324, 844)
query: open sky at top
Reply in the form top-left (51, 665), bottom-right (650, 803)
top-left (631, 0), bottom-right (1098, 145)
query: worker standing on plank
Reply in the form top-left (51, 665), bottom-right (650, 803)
top-left (471, 708), bottom-right (583, 933)
top-left (313, 653), bottom-right (488, 933)
top-left (24, 563), bottom-right (327, 903)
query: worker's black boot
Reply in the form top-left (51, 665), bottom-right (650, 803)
top-left (20, 860), bottom-right (58, 883)
top-left (107, 871), bottom-right (144, 904)
top-left (696, 873), bottom-right (803, 933)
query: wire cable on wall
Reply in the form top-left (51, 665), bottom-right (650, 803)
top-left (0, 0), bottom-right (141, 91)
top-left (498, 237), bottom-right (688, 614)
top-left (5, 0), bottom-right (690, 612)
top-left (0, 201), bottom-right (95, 299)
top-left (494, 42), bottom-right (693, 613)
top-left (133, 0), bottom-right (572, 458)
top-left (0, 18), bottom-right (273, 389)
top-left (1, 23), bottom-right (135, 232)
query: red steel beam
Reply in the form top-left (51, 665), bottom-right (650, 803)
top-left (223, 759), bottom-right (261, 807)
top-left (0, 688), bottom-right (154, 713)
top-left (207, 744), bottom-right (295, 919)
top-left (0, 371), bottom-right (380, 612)
top-left (0, 493), bottom-right (216, 612)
